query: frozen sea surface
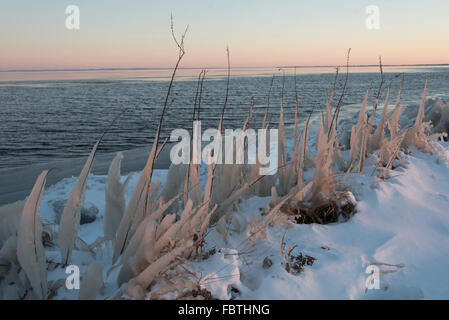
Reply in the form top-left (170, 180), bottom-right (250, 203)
top-left (1, 65), bottom-right (449, 169)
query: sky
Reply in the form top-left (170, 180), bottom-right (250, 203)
top-left (1, 0), bottom-right (448, 70)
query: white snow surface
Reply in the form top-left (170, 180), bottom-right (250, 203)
top-left (32, 139), bottom-right (449, 300)
top-left (5, 97), bottom-right (449, 300)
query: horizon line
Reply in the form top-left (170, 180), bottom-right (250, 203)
top-left (1, 63), bottom-right (449, 73)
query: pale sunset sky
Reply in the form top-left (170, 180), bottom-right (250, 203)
top-left (1, 0), bottom-right (448, 70)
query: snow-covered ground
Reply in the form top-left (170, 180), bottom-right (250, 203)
top-left (2, 96), bottom-right (449, 300)
top-left (200, 143), bottom-right (449, 300)
top-left (22, 138), bottom-right (448, 300)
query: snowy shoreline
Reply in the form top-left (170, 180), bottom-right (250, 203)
top-left (0, 144), bottom-right (174, 206)
top-left (1, 93), bottom-right (449, 300)
top-left (13, 139), bottom-right (449, 300)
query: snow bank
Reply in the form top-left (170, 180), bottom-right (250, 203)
top-left (31, 140), bottom-right (448, 300)
top-left (1, 95), bottom-right (449, 300)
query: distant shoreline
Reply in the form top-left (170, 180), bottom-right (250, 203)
top-left (1, 64), bottom-right (449, 73)
top-left (1, 64), bottom-right (448, 83)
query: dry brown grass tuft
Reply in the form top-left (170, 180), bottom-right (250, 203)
top-left (280, 192), bottom-right (356, 225)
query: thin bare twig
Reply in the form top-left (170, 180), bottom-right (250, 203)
top-left (263, 75), bottom-right (275, 129)
top-left (328, 48), bottom-right (351, 138)
top-left (220, 46), bottom-right (231, 122)
top-left (141, 15), bottom-right (189, 219)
